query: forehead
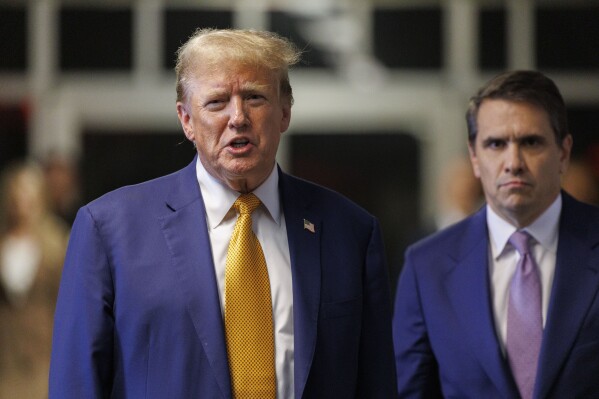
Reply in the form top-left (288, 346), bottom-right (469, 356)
top-left (193, 63), bottom-right (278, 89)
top-left (476, 99), bottom-right (553, 139)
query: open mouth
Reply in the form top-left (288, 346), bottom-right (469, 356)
top-left (230, 139), bottom-right (250, 148)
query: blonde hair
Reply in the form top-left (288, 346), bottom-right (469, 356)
top-left (175, 28), bottom-right (302, 105)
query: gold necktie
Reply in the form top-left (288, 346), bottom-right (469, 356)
top-left (224, 193), bottom-right (276, 399)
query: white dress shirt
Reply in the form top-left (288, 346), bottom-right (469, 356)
top-left (487, 195), bottom-right (561, 353)
top-left (195, 158), bottom-right (294, 398)
top-left (1, 235), bottom-right (41, 305)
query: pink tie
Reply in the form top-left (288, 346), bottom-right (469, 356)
top-left (507, 230), bottom-right (542, 399)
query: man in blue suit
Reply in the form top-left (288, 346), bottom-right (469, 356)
top-left (49, 29), bottom-right (396, 398)
top-left (393, 70), bottom-right (599, 398)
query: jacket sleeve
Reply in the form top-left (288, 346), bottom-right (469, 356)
top-left (392, 246), bottom-right (443, 398)
top-left (49, 206), bottom-right (115, 398)
top-left (356, 217), bottom-right (398, 398)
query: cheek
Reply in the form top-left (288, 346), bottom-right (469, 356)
top-left (195, 120), bottom-right (225, 144)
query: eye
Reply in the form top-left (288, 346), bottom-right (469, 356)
top-left (245, 93), bottom-right (267, 105)
top-left (483, 138), bottom-right (506, 150)
top-left (521, 136), bottom-right (544, 147)
top-left (204, 98), bottom-right (227, 110)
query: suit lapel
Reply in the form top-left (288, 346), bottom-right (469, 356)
top-left (279, 170), bottom-right (322, 399)
top-left (535, 194), bottom-right (599, 399)
top-left (445, 210), bottom-right (519, 399)
top-left (159, 159), bottom-right (232, 399)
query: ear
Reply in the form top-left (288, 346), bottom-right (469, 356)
top-left (280, 101), bottom-right (292, 134)
top-left (176, 102), bottom-right (195, 142)
top-left (559, 134), bottom-right (573, 174)
top-left (468, 140), bottom-right (481, 178)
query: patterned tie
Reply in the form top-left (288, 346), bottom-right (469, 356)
top-left (507, 230), bottom-right (542, 399)
top-left (224, 193), bottom-right (276, 399)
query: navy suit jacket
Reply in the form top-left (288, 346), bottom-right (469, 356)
top-left (393, 192), bottom-right (599, 398)
top-left (49, 158), bottom-right (396, 398)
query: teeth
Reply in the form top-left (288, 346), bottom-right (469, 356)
top-left (231, 139), bottom-right (249, 148)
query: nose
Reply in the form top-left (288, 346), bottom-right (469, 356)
top-left (504, 143), bottom-right (525, 175)
top-left (228, 97), bottom-right (249, 129)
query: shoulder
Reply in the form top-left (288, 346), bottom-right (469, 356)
top-left (560, 191), bottom-right (599, 238)
top-left (562, 191), bottom-right (599, 219)
top-left (407, 209), bottom-right (486, 260)
top-left (91, 171), bottom-right (178, 208)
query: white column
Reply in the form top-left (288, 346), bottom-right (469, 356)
top-left (233, 0), bottom-right (268, 30)
top-left (28, 0), bottom-right (78, 158)
top-left (134, 0), bottom-right (162, 83)
top-left (507, 0), bottom-right (535, 70)
top-left (445, 0), bottom-right (478, 89)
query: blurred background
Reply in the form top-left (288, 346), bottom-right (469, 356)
top-left (1, 0), bottom-right (599, 288)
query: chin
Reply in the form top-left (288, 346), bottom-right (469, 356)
top-left (223, 158), bottom-right (254, 173)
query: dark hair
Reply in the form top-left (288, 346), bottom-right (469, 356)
top-left (466, 70), bottom-right (569, 145)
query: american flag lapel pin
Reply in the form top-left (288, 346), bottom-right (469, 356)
top-left (303, 219), bottom-right (315, 233)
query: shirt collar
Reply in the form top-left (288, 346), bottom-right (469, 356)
top-left (195, 158), bottom-right (281, 229)
top-left (487, 194), bottom-right (562, 259)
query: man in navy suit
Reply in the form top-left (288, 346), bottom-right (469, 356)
top-left (49, 29), bottom-right (396, 398)
top-left (393, 70), bottom-right (599, 398)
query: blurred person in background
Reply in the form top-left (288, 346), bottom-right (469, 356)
top-left (42, 153), bottom-right (82, 226)
top-left (0, 161), bottom-right (69, 398)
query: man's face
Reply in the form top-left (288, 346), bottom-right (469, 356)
top-left (177, 64), bottom-right (291, 193)
top-left (468, 99), bottom-right (572, 227)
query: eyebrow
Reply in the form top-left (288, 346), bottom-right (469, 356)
top-left (481, 133), bottom-right (546, 145)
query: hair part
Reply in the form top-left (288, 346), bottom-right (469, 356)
top-left (175, 28), bottom-right (302, 105)
top-left (466, 70), bottom-right (569, 146)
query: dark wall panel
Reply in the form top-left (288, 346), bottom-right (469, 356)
top-left (374, 8), bottom-right (442, 69)
top-left (0, 104), bottom-right (28, 170)
top-left (479, 8), bottom-right (507, 71)
top-left (81, 131), bottom-right (195, 202)
top-left (0, 6), bottom-right (27, 71)
top-left (60, 7), bottom-right (132, 71)
top-left (537, 6), bottom-right (599, 70)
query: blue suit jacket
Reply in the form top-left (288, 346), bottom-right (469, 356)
top-left (49, 158), bottom-right (396, 398)
top-left (393, 192), bottom-right (599, 398)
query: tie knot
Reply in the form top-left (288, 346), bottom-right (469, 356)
top-left (234, 193), bottom-right (261, 215)
top-left (509, 230), bottom-right (533, 255)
